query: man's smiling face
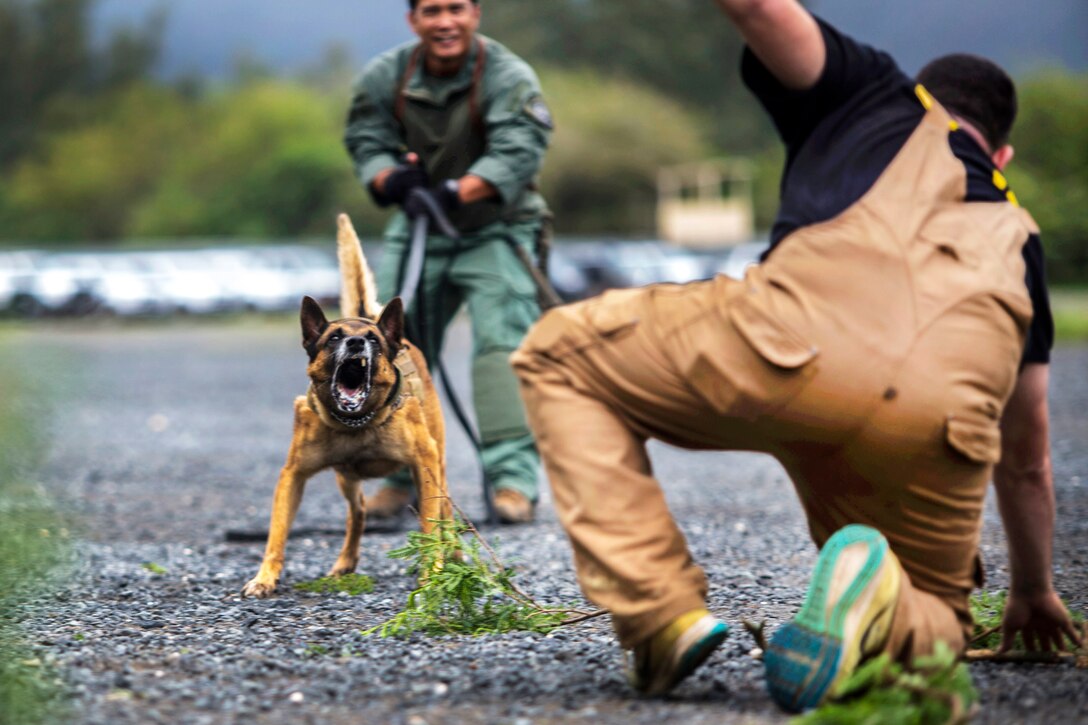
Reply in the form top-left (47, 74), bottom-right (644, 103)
top-left (408, 0), bottom-right (481, 75)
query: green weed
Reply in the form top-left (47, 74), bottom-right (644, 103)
top-left (293, 573), bottom-right (375, 596)
top-left (0, 351), bottom-right (69, 724)
top-left (794, 641), bottom-right (978, 725)
top-left (364, 516), bottom-right (600, 638)
top-left (970, 589), bottom-right (1085, 650)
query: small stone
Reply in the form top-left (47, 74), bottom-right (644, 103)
top-left (288, 692), bottom-right (304, 704)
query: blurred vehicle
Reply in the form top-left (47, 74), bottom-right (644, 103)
top-left (0, 240), bottom-right (769, 317)
top-left (547, 244), bottom-right (592, 301)
top-left (92, 253), bottom-right (168, 316)
top-left (21, 253), bottom-right (105, 315)
top-left (198, 249), bottom-right (298, 313)
top-left (0, 251), bottom-right (43, 314)
top-left (249, 245), bottom-right (340, 309)
top-left (141, 251), bottom-right (232, 315)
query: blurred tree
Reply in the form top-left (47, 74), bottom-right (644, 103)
top-left (1007, 70), bottom-right (1088, 283)
top-left (483, 0), bottom-right (775, 153)
top-left (0, 0), bottom-right (162, 169)
top-left (538, 67), bottom-right (712, 235)
top-left (2, 84), bottom-right (190, 241)
top-left (129, 81), bottom-right (385, 240)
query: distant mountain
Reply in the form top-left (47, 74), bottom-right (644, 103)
top-left (812, 0), bottom-right (1087, 74)
top-left (93, 0), bottom-right (1086, 80)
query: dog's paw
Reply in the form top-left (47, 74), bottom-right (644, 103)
top-left (241, 579), bottom-right (277, 598)
top-left (325, 562), bottom-right (357, 578)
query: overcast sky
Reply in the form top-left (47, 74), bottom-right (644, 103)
top-left (93, 0), bottom-right (1087, 80)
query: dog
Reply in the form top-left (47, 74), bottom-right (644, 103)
top-left (242, 214), bottom-right (449, 598)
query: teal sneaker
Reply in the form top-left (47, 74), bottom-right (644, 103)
top-left (764, 524), bottom-right (902, 712)
top-left (628, 608), bottom-right (730, 696)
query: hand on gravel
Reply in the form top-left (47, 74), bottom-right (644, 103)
top-left (1000, 588), bottom-right (1083, 652)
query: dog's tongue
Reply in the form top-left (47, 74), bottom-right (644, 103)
top-left (338, 383), bottom-right (362, 398)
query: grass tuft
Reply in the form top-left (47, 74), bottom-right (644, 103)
top-left (793, 641), bottom-right (978, 725)
top-left (970, 589), bottom-right (1085, 650)
top-left (364, 515), bottom-right (601, 638)
top-left (293, 573), bottom-right (375, 596)
top-left (0, 351), bottom-right (69, 724)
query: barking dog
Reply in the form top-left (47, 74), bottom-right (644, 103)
top-left (242, 214), bottom-right (449, 598)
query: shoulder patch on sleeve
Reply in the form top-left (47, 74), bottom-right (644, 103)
top-left (523, 95), bottom-right (554, 130)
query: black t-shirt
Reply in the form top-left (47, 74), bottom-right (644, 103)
top-left (741, 18), bottom-right (1053, 365)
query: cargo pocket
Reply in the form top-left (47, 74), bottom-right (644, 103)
top-left (945, 414), bottom-right (1001, 465)
top-left (730, 295), bottom-right (820, 370)
top-left (687, 295), bottom-right (818, 419)
top-left (521, 289), bottom-right (640, 362)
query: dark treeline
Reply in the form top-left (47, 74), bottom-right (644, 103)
top-left (0, 0), bottom-right (1085, 281)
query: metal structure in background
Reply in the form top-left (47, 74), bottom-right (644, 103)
top-left (657, 158), bottom-right (755, 249)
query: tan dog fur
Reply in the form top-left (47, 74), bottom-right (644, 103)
top-left (242, 214), bottom-right (449, 598)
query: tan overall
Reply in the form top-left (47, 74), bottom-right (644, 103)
top-left (510, 100), bottom-right (1036, 660)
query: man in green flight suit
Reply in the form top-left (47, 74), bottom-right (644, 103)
top-left (344, 0), bottom-right (553, 525)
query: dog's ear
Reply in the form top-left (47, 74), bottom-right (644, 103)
top-left (377, 297), bottom-right (405, 355)
top-left (300, 296), bottom-right (329, 360)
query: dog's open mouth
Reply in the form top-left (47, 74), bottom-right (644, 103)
top-left (332, 356), bottom-right (371, 413)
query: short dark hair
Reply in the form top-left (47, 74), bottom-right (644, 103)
top-left (917, 54), bottom-right (1017, 149)
top-left (408, 0), bottom-right (479, 9)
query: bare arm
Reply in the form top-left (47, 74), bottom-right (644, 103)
top-left (993, 363), bottom-right (1081, 651)
top-left (711, 0), bottom-right (825, 89)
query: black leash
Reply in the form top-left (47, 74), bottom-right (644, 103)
top-left (398, 207), bottom-right (500, 525)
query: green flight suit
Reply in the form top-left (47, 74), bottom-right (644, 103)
top-left (344, 35), bottom-right (553, 502)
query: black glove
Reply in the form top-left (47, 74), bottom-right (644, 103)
top-left (369, 163), bottom-right (428, 208)
top-left (403, 180), bottom-right (462, 238)
top-left (403, 180), bottom-right (460, 218)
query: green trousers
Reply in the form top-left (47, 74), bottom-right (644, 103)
top-left (377, 218), bottom-right (542, 501)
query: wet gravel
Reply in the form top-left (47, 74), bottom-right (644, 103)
top-left (8, 318), bottom-right (1087, 724)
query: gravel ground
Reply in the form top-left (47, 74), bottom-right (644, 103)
top-left (8, 316), bottom-right (1088, 724)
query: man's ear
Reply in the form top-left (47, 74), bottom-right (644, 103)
top-left (300, 296), bottom-right (329, 360)
top-left (377, 297), bottom-right (405, 355)
top-left (993, 144), bottom-right (1015, 171)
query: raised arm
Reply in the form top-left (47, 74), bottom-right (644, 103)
top-left (993, 362), bottom-right (1081, 651)
top-left (712, 0), bottom-right (825, 89)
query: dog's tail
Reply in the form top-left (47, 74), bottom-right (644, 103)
top-left (337, 213), bottom-right (381, 320)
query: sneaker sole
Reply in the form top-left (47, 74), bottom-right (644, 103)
top-left (643, 616), bottom-right (730, 696)
top-left (764, 524), bottom-right (900, 712)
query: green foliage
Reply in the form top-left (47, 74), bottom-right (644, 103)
top-left (0, 345), bottom-right (68, 724)
top-left (364, 517), bottom-right (586, 638)
top-left (483, 0), bottom-right (775, 152)
top-left (1007, 70), bottom-right (1088, 283)
top-left (969, 589), bottom-right (1009, 650)
top-left (293, 573), bottom-right (375, 596)
top-left (970, 588), bottom-right (1086, 650)
top-left (794, 642), bottom-right (978, 725)
top-left (1052, 288), bottom-right (1088, 342)
top-left (539, 67), bottom-right (712, 235)
top-left (128, 81), bottom-right (364, 240)
top-left (1, 83), bottom-right (194, 241)
top-left (0, 0), bottom-right (162, 169)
